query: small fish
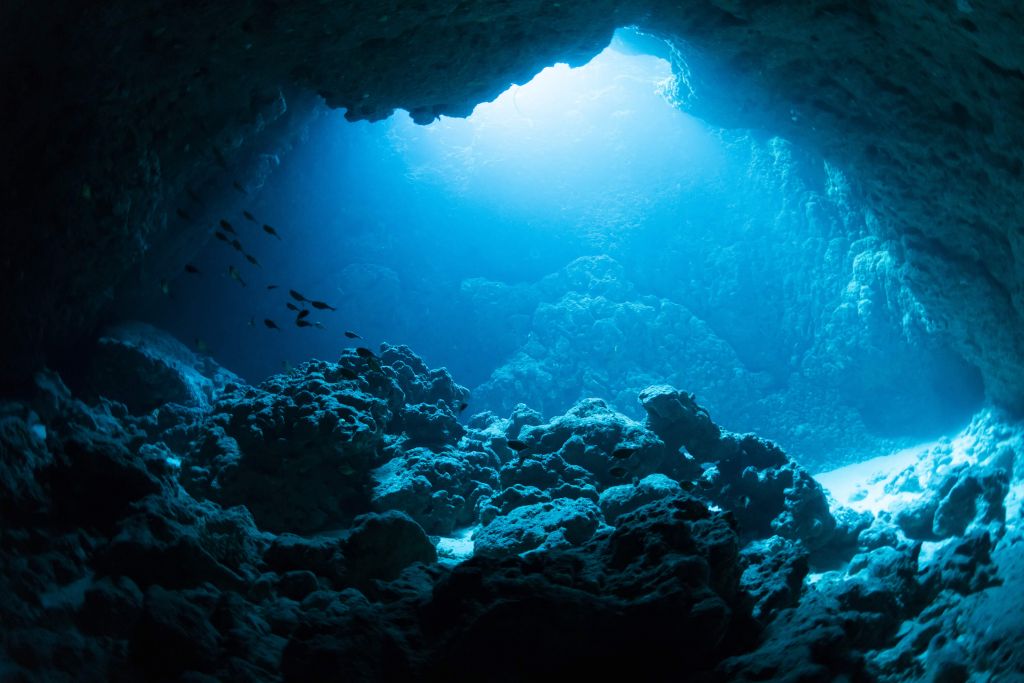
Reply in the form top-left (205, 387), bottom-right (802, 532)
top-left (244, 253), bottom-right (262, 268)
top-left (184, 264), bottom-right (201, 275)
top-left (264, 319), bottom-right (280, 331)
top-left (160, 278), bottom-right (170, 296)
top-left (242, 210), bottom-right (256, 222)
top-left (339, 368), bottom-right (359, 381)
top-left (232, 180), bottom-right (247, 195)
top-left (296, 319), bottom-right (312, 328)
top-left (297, 309), bottom-right (310, 320)
top-left (680, 481), bottom-right (697, 492)
top-left (219, 219), bottom-right (237, 234)
top-left (506, 439), bottom-right (529, 452)
top-left (195, 338), bottom-right (210, 353)
top-left (230, 239), bottom-right (244, 253)
top-left (286, 302), bottom-right (300, 312)
top-left (344, 331), bottom-right (362, 340)
top-left (313, 322), bottom-right (325, 329)
top-left (266, 284), bottom-right (279, 290)
top-left (608, 466), bottom-right (628, 479)
top-left (310, 300), bottom-right (336, 311)
top-left (611, 447), bottom-right (636, 460)
top-left (176, 208), bottom-right (193, 222)
top-left (228, 265), bottom-right (247, 287)
top-left (248, 316), bottom-right (255, 327)
top-left (262, 224), bottom-right (282, 240)
top-left (289, 289), bottom-right (308, 303)
top-left (214, 231), bottom-right (229, 242)
top-left (458, 402), bottom-right (469, 412)
top-left (355, 347), bottom-right (377, 360)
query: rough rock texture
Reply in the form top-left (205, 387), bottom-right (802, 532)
top-left (76, 322), bottom-right (242, 413)
top-left (3, 0), bottom-right (1023, 422)
top-left (1, 330), bottom-right (1022, 681)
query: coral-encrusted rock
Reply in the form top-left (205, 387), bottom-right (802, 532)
top-left (497, 451), bottom-right (598, 501)
top-left (263, 534), bottom-right (348, 587)
top-left (183, 361), bottom-right (391, 534)
top-left (896, 464), bottom-right (1010, 541)
top-left (132, 585), bottom-right (221, 677)
top-left (183, 351), bottom-right (472, 535)
top-left (424, 493), bottom-right (753, 679)
top-left (639, 384), bottom-right (724, 461)
top-left (371, 446), bottom-right (499, 535)
top-left (81, 322), bottom-right (240, 413)
top-left (473, 497), bottom-right (604, 558)
top-left (718, 590), bottom-right (866, 682)
top-left (598, 473), bottom-right (683, 525)
top-left (921, 532), bottom-right (1000, 596)
top-left (640, 386), bottom-right (837, 552)
top-left (78, 576), bottom-right (145, 637)
top-left (0, 403), bottom-right (56, 522)
top-left (95, 496), bottom-right (262, 590)
top-left (339, 511), bottom-right (436, 592)
top-left (740, 536), bottom-right (809, 623)
top-left (398, 402), bottom-right (465, 448)
top-left (380, 344), bottom-right (469, 409)
top-left (518, 398), bottom-right (690, 486)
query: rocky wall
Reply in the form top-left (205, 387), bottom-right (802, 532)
top-left (3, 0), bottom-right (1023, 413)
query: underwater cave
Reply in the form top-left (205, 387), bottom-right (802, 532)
top-left (2, 3), bottom-right (1023, 682)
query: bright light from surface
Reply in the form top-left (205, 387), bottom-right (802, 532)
top-left (375, 30), bottom-right (724, 234)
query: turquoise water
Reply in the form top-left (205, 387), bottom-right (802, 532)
top-left (145, 29), bottom-right (982, 470)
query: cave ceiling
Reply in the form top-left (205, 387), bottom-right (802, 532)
top-left (2, 0), bottom-right (1022, 411)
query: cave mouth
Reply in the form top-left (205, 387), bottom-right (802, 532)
top-left (135, 27), bottom-right (984, 473)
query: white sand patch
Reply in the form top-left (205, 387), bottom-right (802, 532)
top-left (435, 526), bottom-right (477, 564)
top-left (815, 441), bottom-right (937, 515)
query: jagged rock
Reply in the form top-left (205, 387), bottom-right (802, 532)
top-left (718, 591), bottom-right (867, 682)
top-left (78, 576), bottom-right (145, 637)
top-left (598, 473), bottom-right (683, 524)
top-left (518, 397), bottom-right (686, 486)
top-left (424, 493), bottom-right (753, 679)
top-left (639, 384), bottom-right (723, 461)
top-left (277, 571), bottom-right (320, 601)
top-left (473, 497), bottom-right (604, 558)
top-left (95, 495), bottom-right (259, 590)
top-left (896, 464), bottom-right (1010, 541)
top-left (280, 591), bottom-right (413, 683)
top-left (740, 536), bottom-right (809, 623)
top-left (182, 362), bottom-right (390, 534)
top-left (933, 466), bottom-right (1009, 538)
top-left (398, 402), bottom-right (465, 448)
top-left (921, 532), bottom-right (1000, 596)
top-left (371, 446), bottom-right (499, 535)
top-left (339, 511), bottom-right (436, 592)
top-left (182, 352), bottom-right (473, 535)
top-left (0, 403), bottom-right (55, 522)
top-left (132, 585), bottom-right (221, 677)
top-left (263, 534), bottom-right (347, 587)
top-left (80, 322), bottom-right (240, 413)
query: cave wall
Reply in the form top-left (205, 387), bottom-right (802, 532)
top-left (3, 0), bottom-right (1022, 412)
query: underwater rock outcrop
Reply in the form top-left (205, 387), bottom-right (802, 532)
top-left (469, 254), bottom-right (979, 471)
top-left (1, 331), bottom-right (1022, 681)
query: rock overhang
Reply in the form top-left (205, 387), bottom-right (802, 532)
top-left (2, 0), bottom-right (1023, 413)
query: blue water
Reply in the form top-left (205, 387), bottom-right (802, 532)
top-left (145, 29), bottom-right (983, 469)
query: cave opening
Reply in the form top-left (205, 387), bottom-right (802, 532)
top-left (7, 5), bottom-right (1024, 681)
top-left (137, 27), bottom-right (983, 473)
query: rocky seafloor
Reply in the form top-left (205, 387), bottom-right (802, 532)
top-left (2, 324), bottom-right (1022, 681)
